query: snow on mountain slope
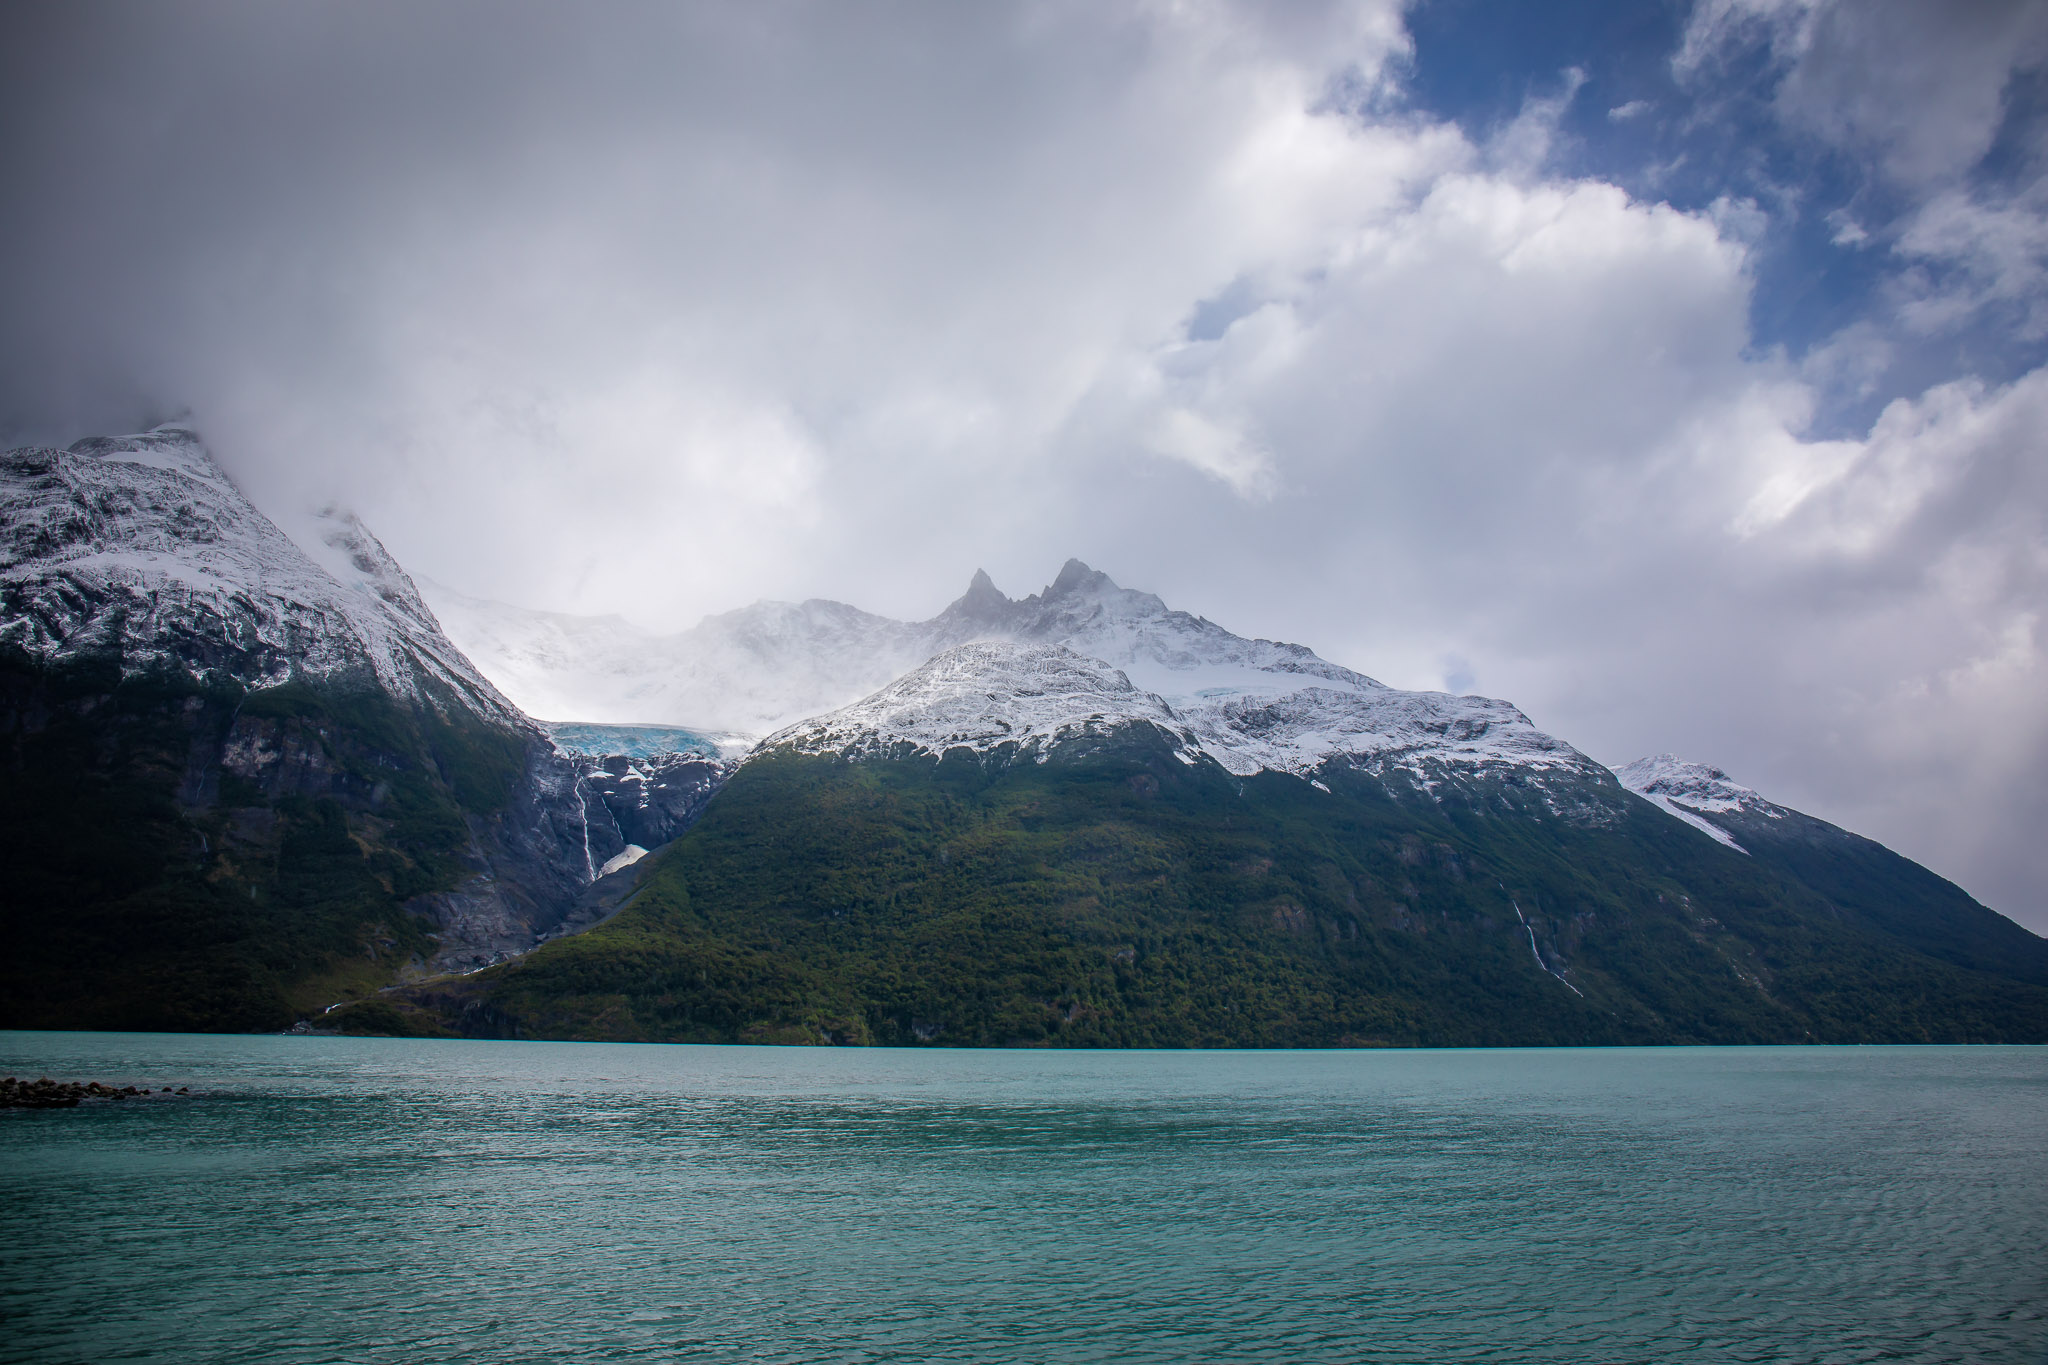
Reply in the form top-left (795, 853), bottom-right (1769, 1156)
top-left (1612, 755), bottom-right (1787, 852)
top-left (1179, 683), bottom-right (1589, 779)
top-left (767, 642), bottom-right (1207, 764)
top-left (1, 425), bottom-right (520, 723)
top-left (733, 562), bottom-right (1590, 783)
top-left (932, 560), bottom-right (1590, 779)
top-left (426, 559), bottom-right (1331, 737)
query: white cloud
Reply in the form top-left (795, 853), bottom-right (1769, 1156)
top-left (1774, 1), bottom-right (2048, 189)
top-left (1144, 408), bottom-right (1274, 497)
top-left (1677, 0), bottom-right (2048, 188)
top-left (1485, 67), bottom-right (1588, 179)
top-left (1896, 184), bottom-right (2048, 338)
top-left (1825, 209), bottom-right (1869, 247)
top-left (1673, 0), bottom-right (1823, 80)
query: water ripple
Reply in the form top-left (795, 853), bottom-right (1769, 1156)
top-left (1, 1038), bottom-right (2043, 1363)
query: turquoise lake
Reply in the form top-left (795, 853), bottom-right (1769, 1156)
top-left (1, 1036), bottom-right (2043, 1363)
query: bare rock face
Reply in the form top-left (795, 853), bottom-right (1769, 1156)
top-left (406, 739), bottom-right (638, 976)
top-left (579, 751), bottom-right (732, 852)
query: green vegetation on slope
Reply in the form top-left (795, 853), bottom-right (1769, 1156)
top-left (412, 733), bottom-right (2048, 1046)
top-left (1713, 806), bottom-right (2048, 988)
top-left (0, 650), bottom-right (529, 1032)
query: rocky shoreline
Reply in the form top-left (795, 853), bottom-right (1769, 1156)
top-left (1, 1076), bottom-right (189, 1109)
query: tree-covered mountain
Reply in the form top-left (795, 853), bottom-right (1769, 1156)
top-left (1617, 756), bottom-right (2048, 989)
top-left (389, 727), bottom-right (2048, 1046)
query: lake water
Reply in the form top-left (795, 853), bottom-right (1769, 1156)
top-left (1, 1036), bottom-right (2043, 1364)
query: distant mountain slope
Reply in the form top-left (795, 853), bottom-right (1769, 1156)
top-left (0, 427), bottom-right (626, 1030)
top-left (1616, 756), bottom-right (2048, 988)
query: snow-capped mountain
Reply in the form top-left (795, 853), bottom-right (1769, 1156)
top-left (1, 425), bottom-right (517, 723)
top-left (435, 558), bottom-right (1601, 786)
top-left (411, 612), bottom-right (2048, 1049)
top-left (0, 425), bottom-right (644, 994)
top-left (1612, 755), bottom-right (1785, 853)
top-left (918, 561), bottom-right (1593, 781)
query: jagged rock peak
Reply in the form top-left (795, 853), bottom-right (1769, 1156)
top-left (425, 553), bottom-right (1595, 788)
top-left (949, 567), bottom-right (1013, 620)
top-left (1048, 557), bottom-right (1113, 598)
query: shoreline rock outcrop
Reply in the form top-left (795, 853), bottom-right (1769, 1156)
top-left (0, 1076), bottom-right (188, 1109)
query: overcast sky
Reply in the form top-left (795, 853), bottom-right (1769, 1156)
top-left (4, 0), bottom-right (2046, 930)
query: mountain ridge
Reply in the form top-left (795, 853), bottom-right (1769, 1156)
top-left (431, 560), bottom-right (1605, 796)
top-left (392, 731), bottom-right (2048, 1047)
